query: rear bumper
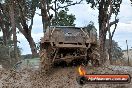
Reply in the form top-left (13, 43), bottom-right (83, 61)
top-left (55, 44), bottom-right (87, 48)
top-left (54, 55), bottom-right (87, 63)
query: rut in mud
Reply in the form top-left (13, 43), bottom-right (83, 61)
top-left (0, 64), bottom-right (132, 88)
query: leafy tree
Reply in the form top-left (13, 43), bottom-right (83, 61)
top-left (15, 0), bottom-right (38, 57)
top-left (40, 0), bottom-right (83, 33)
top-left (85, 21), bottom-right (97, 31)
top-left (105, 39), bottom-right (123, 60)
top-left (0, 36), bottom-right (21, 69)
top-left (9, 0), bottom-right (18, 60)
top-left (86, 0), bottom-right (122, 65)
top-left (51, 10), bottom-right (76, 26)
top-left (0, 0), bottom-right (78, 57)
top-left (0, 1), bottom-right (12, 46)
top-left (0, 0), bottom-right (38, 57)
top-left (0, 0), bottom-right (19, 60)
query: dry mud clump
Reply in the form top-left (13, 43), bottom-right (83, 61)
top-left (0, 65), bottom-right (132, 88)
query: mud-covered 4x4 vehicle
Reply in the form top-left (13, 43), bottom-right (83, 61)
top-left (39, 26), bottom-right (99, 71)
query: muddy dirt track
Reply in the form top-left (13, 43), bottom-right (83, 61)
top-left (0, 65), bottom-right (132, 88)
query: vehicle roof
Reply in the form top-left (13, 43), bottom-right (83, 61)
top-left (49, 26), bottom-right (82, 29)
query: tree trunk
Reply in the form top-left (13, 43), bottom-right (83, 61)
top-left (1, 24), bottom-right (11, 46)
top-left (3, 30), bottom-right (7, 46)
top-left (108, 37), bottom-right (113, 64)
top-left (108, 27), bottom-right (113, 65)
top-left (15, 0), bottom-right (37, 57)
top-left (99, 29), bottom-right (106, 64)
top-left (20, 27), bottom-right (37, 57)
top-left (98, 0), bottom-right (107, 65)
top-left (25, 31), bottom-right (37, 57)
top-left (0, 19), bottom-right (7, 46)
top-left (108, 31), bottom-right (112, 64)
top-left (98, 0), bottom-right (119, 65)
top-left (1, 28), bottom-right (7, 46)
top-left (16, 21), bottom-right (37, 57)
top-left (9, 2), bottom-right (18, 61)
top-left (40, 0), bottom-right (49, 34)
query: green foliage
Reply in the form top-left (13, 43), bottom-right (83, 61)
top-left (15, 0), bottom-right (37, 20)
top-left (0, 38), bottom-right (22, 68)
top-left (105, 39), bottom-right (123, 59)
top-left (0, 37), bottom-right (21, 59)
top-left (46, 0), bottom-right (82, 26)
top-left (57, 0), bottom-right (73, 4)
top-left (0, 0), bottom-right (38, 23)
top-left (51, 10), bottom-right (76, 26)
top-left (86, 0), bottom-right (122, 16)
top-left (86, 21), bottom-right (96, 30)
top-left (84, 21), bottom-right (97, 33)
top-left (47, 0), bottom-right (73, 4)
top-left (0, 45), bottom-right (10, 59)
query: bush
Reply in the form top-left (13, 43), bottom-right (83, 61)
top-left (0, 45), bottom-right (21, 69)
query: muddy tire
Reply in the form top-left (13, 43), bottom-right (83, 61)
top-left (90, 51), bottom-right (100, 67)
top-left (88, 46), bottom-right (100, 67)
top-left (40, 49), bottom-right (52, 74)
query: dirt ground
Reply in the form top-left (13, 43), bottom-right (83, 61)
top-left (0, 64), bottom-right (132, 88)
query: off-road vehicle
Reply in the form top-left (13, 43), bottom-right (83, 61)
top-left (39, 26), bottom-right (99, 71)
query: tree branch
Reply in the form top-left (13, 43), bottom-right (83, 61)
top-left (111, 18), bottom-right (118, 38)
top-left (29, 17), bottom-right (33, 30)
top-left (111, 24), bottom-right (116, 38)
top-left (16, 0), bottom-right (26, 27)
top-left (28, 0), bottom-right (37, 30)
top-left (105, 18), bottom-right (119, 33)
top-left (29, 9), bottom-right (35, 30)
top-left (56, 0), bottom-right (83, 10)
top-left (16, 23), bottom-right (25, 35)
top-left (35, 12), bottom-right (41, 16)
top-left (109, 19), bottom-right (119, 27)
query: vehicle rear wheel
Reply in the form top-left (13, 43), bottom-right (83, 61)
top-left (40, 49), bottom-right (52, 74)
top-left (88, 46), bottom-right (100, 67)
